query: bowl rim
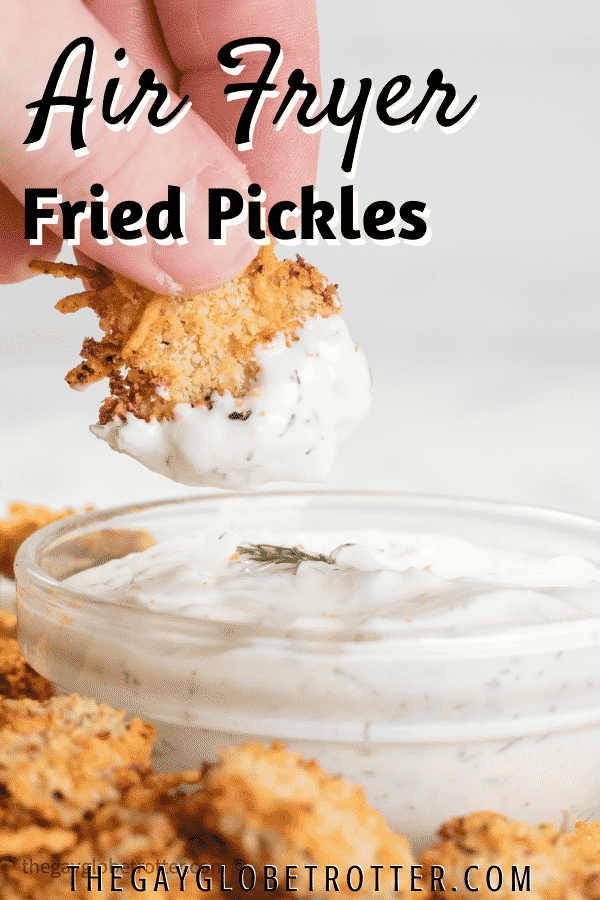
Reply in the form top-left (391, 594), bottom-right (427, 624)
top-left (14, 489), bottom-right (600, 655)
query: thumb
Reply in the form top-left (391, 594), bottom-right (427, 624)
top-left (0, 0), bottom-right (255, 293)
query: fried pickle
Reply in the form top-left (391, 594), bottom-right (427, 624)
top-left (31, 245), bottom-right (341, 426)
top-left (420, 811), bottom-right (600, 898)
top-left (0, 640), bottom-right (52, 702)
top-left (190, 741), bottom-right (416, 899)
top-left (0, 503), bottom-right (77, 580)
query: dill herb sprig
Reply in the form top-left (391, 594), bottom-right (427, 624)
top-left (236, 543), bottom-right (335, 573)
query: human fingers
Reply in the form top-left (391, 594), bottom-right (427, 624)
top-left (152, 0), bottom-right (321, 210)
top-left (2, 0), bottom-right (174, 286)
top-left (79, 0), bottom-right (175, 86)
top-left (1, 0), bottom-right (255, 294)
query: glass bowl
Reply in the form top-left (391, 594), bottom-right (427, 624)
top-left (14, 491), bottom-right (600, 848)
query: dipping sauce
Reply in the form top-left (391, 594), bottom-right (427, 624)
top-left (66, 528), bottom-right (600, 632)
top-left (16, 493), bottom-right (600, 847)
top-left (91, 315), bottom-right (372, 489)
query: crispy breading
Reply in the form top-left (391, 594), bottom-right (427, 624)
top-left (420, 811), bottom-right (600, 898)
top-left (0, 498), bottom-right (155, 585)
top-left (0, 740), bottom-right (417, 899)
top-left (0, 612), bottom-right (16, 640)
top-left (192, 741), bottom-right (416, 899)
top-left (28, 261), bottom-right (107, 289)
top-left (0, 639), bottom-right (52, 702)
top-left (5, 733), bottom-right (600, 899)
top-left (0, 765), bottom-right (211, 900)
top-left (32, 245), bottom-right (341, 425)
top-left (0, 695), bottom-right (158, 898)
top-left (0, 695), bottom-right (154, 829)
top-left (0, 503), bottom-right (77, 579)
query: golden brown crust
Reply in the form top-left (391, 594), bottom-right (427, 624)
top-left (0, 499), bottom-right (155, 584)
top-left (193, 741), bottom-right (416, 898)
top-left (0, 639), bottom-right (52, 702)
top-left (3, 729), bottom-right (600, 898)
top-left (0, 502), bottom-right (79, 579)
top-left (0, 696), bottom-right (225, 900)
top-left (0, 762), bottom-right (211, 900)
top-left (0, 695), bottom-right (155, 829)
top-left (0, 612), bottom-right (17, 640)
top-left (420, 811), bottom-right (600, 898)
top-left (28, 260), bottom-right (107, 289)
top-left (37, 245), bottom-right (341, 424)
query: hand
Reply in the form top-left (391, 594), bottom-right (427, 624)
top-left (0, 0), bottom-right (320, 292)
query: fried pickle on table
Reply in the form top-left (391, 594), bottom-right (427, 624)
top-left (0, 639), bottom-right (52, 702)
top-left (0, 731), bottom-right (418, 899)
top-left (0, 503), bottom-right (77, 580)
top-left (0, 752), bottom-right (209, 900)
top-left (31, 245), bottom-right (341, 425)
top-left (0, 694), bottom-right (158, 899)
top-left (420, 811), bottom-right (600, 898)
top-left (189, 741), bottom-right (416, 899)
top-left (0, 694), bottom-right (154, 828)
top-left (3, 720), bottom-right (600, 899)
top-left (0, 496), bottom-right (156, 588)
top-left (0, 503), bottom-right (70, 703)
top-left (0, 614), bottom-right (16, 641)
top-left (0, 498), bottom-right (156, 708)
top-left (0, 504), bottom-right (56, 704)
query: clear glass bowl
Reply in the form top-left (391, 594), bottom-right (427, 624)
top-left (14, 491), bottom-right (600, 848)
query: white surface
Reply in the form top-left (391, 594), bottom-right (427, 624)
top-left (1, 1), bottom-right (599, 516)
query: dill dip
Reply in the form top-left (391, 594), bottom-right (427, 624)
top-left (91, 315), bottom-right (372, 488)
top-left (19, 493), bottom-right (600, 846)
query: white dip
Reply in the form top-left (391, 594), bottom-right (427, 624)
top-left (58, 525), bottom-right (600, 847)
top-left (65, 528), bottom-right (600, 632)
top-left (90, 315), bottom-right (372, 489)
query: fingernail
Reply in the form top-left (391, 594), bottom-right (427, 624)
top-left (151, 165), bottom-right (255, 294)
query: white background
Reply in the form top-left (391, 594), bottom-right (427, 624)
top-left (1, 0), bottom-right (598, 516)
